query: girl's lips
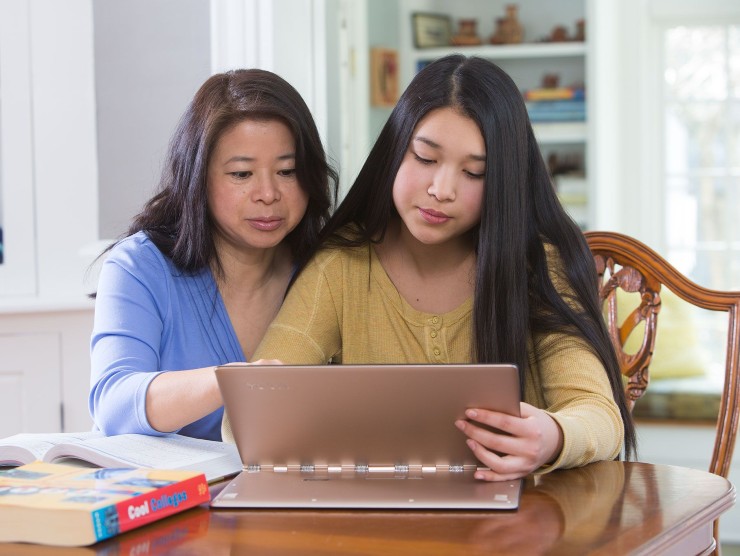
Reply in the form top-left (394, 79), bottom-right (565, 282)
top-left (248, 218), bottom-right (283, 231)
top-left (418, 207), bottom-right (451, 224)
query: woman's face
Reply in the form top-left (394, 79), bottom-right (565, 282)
top-left (392, 107), bottom-right (486, 247)
top-left (207, 119), bottom-right (309, 256)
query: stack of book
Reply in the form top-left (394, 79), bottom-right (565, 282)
top-left (0, 461), bottom-right (210, 546)
top-left (524, 86), bottom-right (585, 123)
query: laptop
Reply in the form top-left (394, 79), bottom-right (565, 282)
top-left (211, 363), bottom-right (522, 510)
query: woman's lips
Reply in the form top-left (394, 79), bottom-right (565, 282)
top-left (248, 217), bottom-right (283, 231)
top-left (418, 207), bottom-right (451, 224)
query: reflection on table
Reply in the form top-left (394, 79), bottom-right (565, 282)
top-left (0, 461), bottom-right (734, 556)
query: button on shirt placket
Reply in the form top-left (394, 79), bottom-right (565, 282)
top-left (428, 316), bottom-right (443, 361)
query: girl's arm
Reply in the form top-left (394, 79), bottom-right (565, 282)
top-left (456, 333), bottom-right (623, 479)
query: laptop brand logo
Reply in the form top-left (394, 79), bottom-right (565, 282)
top-left (245, 383), bottom-right (289, 391)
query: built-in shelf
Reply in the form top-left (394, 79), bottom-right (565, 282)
top-left (411, 42), bottom-right (586, 62)
top-left (533, 122), bottom-right (587, 143)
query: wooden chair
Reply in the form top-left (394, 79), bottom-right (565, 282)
top-left (585, 231), bottom-right (740, 550)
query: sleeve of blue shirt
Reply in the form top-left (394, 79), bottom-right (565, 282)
top-left (90, 233), bottom-right (242, 440)
top-left (89, 235), bottom-right (171, 437)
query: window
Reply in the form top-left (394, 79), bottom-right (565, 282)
top-left (662, 24), bottom-right (740, 291)
top-left (657, 22), bottom-right (739, 387)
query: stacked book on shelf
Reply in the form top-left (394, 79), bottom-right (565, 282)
top-left (524, 86), bottom-right (585, 123)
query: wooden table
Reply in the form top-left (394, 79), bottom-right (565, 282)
top-left (0, 461), bottom-right (735, 555)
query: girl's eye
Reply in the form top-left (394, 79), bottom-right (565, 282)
top-left (465, 170), bottom-right (485, 179)
top-left (278, 168), bottom-right (297, 177)
top-left (230, 171), bottom-right (251, 179)
top-left (413, 153), bottom-right (434, 165)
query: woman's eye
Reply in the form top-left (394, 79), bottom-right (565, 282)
top-left (230, 171), bottom-right (251, 179)
top-left (278, 168), bottom-right (297, 177)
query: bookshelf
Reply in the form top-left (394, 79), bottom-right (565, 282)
top-left (402, 1), bottom-right (591, 228)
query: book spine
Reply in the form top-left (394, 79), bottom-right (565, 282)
top-left (524, 88), bottom-right (585, 101)
top-left (90, 474), bottom-right (210, 542)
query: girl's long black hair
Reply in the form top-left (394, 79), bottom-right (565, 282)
top-left (296, 55), bottom-right (636, 460)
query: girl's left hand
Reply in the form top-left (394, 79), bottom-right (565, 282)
top-left (454, 402), bottom-right (563, 481)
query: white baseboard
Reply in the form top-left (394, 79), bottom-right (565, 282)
top-left (636, 422), bottom-right (740, 544)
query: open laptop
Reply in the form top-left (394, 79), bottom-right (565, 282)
top-left (211, 363), bottom-right (522, 510)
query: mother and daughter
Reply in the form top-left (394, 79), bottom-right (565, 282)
top-left (90, 55), bottom-right (635, 480)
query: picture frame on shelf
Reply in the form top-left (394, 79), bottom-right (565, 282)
top-left (412, 13), bottom-right (452, 49)
top-left (370, 48), bottom-right (400, 107)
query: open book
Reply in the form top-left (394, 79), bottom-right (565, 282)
top-left (0, 431), bottom-right (241, 484)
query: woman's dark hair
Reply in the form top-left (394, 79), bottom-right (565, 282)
top-left (116, 68), bottom-right (337, 276)
top-left (301, 54), bottom-right (636, 460)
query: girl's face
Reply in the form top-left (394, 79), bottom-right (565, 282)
top-left (207, 119), bottom-right (309, 256)
top-left (392, 107), bottom-right (486, 247)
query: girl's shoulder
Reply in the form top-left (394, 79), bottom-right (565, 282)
top-left (311, 241), bottom-right (372, 271)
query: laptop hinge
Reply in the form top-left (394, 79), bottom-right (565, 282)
top-left (258, 463), bottom-right (482, 475)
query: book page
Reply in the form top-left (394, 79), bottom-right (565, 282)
top-left (46, 434), bottom-right (242, 483)
top-left (0, 431), bottom-right (103, 465)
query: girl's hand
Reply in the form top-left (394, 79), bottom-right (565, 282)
top-left (454, 402), bottom-right (564, 481)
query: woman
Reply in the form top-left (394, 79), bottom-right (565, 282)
top-left (90, 69), bottom-right (337, 440)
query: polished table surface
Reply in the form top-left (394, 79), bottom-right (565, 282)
top-left (0, 461), bottom-right (735, 555)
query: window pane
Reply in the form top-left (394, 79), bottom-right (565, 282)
top-left (665, 26), bottom-right (726, 101)
top-left (730, 25), bottom-right (740, 97)
top-left (664, 24), bottom-right (740, 293)
top-left (665, 101), bottom-right (726, 171)
top-left (730, 100), bottom-right (740, 167)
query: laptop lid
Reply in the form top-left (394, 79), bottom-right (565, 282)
top-left (212, 363), bottom-right (522, 510)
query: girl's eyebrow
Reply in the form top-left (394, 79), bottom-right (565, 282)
top-left (413, 135), bottom-right (440, 149)
top-left (412, 136), bottom-right (486, 162)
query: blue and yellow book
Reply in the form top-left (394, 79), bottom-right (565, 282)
top-left (0, 461), bottom-right (210, 546)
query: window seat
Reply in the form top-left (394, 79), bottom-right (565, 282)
top-left (631, 374), bottom-right (723, 422)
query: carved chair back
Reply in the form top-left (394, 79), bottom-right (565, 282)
top-left (584, 231), bottom-right (740, 480)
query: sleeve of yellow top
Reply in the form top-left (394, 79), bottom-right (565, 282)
top-left (253, 250), bottom-right (343, 364)
top-left (535, 243), bottom-right (624, 472)
top-left (534, 333), bottom-right (624, 472)
top-left (222, 251), bottom-right (345, 444)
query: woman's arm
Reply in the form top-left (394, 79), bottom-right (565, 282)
top-left (145, 367), bottom-right (223, 433)
top-left (90, 238), bottom-right (231, 438)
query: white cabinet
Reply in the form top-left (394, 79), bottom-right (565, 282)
top-left (0, 333), bottom-right (61, 436)
top-left (0, 309), bottom-right (94, 434)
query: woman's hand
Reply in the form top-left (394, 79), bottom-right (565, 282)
top-left (454, 402), bottom-right (564, 481)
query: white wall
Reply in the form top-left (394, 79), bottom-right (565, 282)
top-left (94, 0), bottom-right (212, 239)
top-left (0, 0), bottom-right (330, 434)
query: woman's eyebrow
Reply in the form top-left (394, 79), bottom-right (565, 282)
top-left (224, 152), bottom-right (296, 164)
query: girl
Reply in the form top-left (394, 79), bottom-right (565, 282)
top-left (89, 69), bottom-right (337, 441)
top-left (224, 55), bottom-right (635, 479)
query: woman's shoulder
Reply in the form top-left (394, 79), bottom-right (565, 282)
top-left (105, 231), bottom-right (174, 276)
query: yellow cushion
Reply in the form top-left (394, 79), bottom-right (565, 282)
top-left (617, 288), bottom-right (707, 379)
